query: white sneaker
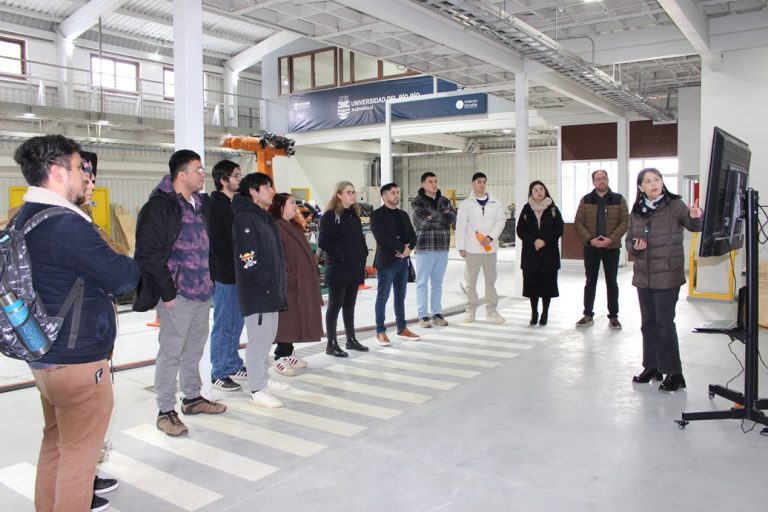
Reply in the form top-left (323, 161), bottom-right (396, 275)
top-left (273, 357), bottom-right (296, 376)
top-left (487, 312), bottom-right (506, 324)
top-left (287, 354), bottom-right (308, 368)
top-left (267, 379), bottom-right (290, 391)
top-left (249, 390), bottom-right (283, 408)
top-left (461, 312), bottom-right (475, 324)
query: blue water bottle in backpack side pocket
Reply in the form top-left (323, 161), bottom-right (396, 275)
top-left (1, 289), bottom-right (52, 358)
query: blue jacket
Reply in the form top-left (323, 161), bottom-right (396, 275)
top-left (18, 202), bottom-right (139, 364)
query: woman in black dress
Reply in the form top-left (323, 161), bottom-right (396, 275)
top-left (516, 180), bottom-right (564, 326)
top-left (318, 181), bottom-right (369, 357)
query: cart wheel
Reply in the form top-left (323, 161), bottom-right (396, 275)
top-left (674, 419), bottom-right (688, 430)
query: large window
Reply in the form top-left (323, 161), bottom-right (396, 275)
top-left (163, 67), bottom-right (174, 99)
top-left (0, 36), bottom-right (25, 75)
top-left (629, 157), bottom-right (679, 194)
top-left (561, 160), bottom-right (618, 222)
top-left (91, 55), bottom-right (138, 92)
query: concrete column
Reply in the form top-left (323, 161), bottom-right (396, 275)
top-left (173, 0), bottom-right (205, 158)
top-left (380, 102), bottom-right (393, 184)
top-left (54, 34), bottom-right (74, 110)
top-left (617, 119), bottom-right (630, 265)
top-left (513, 72), bottom-right (529, 298)
top-left (224, 68), bottom-right (238, 128)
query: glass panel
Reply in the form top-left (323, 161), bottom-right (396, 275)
top-left (0, 40), bottom-right (23, 74)
top-left (341, 50), bottom-right (351, 83)
top-left (354, 52), bottom-right (378, 81)
top-left (314, 49), bottom-right (335, 87)
top-left (115, 61), bottom-right (137, 91)
top-left (279, 57), bottom-right (290, 95)
top-left (292, 54), bottom-right (311, 91)
top-left (382, 60), bottom-right (405, 77)
top-left (163, 68), bottom-right (175, 98)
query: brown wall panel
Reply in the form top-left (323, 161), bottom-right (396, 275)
top-left (562, 123), bottom-right (617, 161)
top-left (562, 223), bottom-right (585, 260)
top-left (629, 120), bottom-right (677, 158)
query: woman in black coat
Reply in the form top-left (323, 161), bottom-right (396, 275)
top-left (516, 180), bottom-right (564, 326)
top-left (318, 181), bottom-right (369, 357)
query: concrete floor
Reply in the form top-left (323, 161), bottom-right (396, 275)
top-left (1, 251), bottom-right (767, 511)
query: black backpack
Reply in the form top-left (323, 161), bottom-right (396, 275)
top-left (0, 207), bottom-right (84, 361)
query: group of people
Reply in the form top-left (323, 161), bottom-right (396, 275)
top-left (10, 134), bottom-right (703, 512)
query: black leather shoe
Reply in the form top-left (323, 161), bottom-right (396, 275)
top-left (539, 312), bottom-right (548, 326)
top-left (345, 338), bottom-right (369, 352)
top-left (530, 313), bottom-right (539, 325)
top-left (659, 374), bottom-right (686, 392)
top-left (325, 339), bottom-right (348, 357)
top-left (632, 368), bottom-right (663, 383)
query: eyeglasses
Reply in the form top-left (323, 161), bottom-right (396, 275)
top-left (186, 166), bottom-right (206, 175)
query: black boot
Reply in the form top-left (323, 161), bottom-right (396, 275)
top-left (530, 312), bottom-right (539, 325)
top-left (326, 338), bottom-right (348, 357)
top-left (539, 311), bottom-right (548, 326)
top-left (632, 368), bottom-right (663, 383)
top-left (345, 335), bottom-right (369, 352)
top-left (659, 374), bottom-right (686, 392)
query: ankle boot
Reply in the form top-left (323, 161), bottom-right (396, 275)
top-left (345, 335), bottom-right (369, 352)
top-left (632, 368), bottom-right (663, 383)
top-left (659, 373), bottom-right (686, 392)
top-left (325, 338), bottom-right (348, 357)
top-left (530, 311), bottom-right (539, 325)
top-left (539, 311), bottom-right (548, 326)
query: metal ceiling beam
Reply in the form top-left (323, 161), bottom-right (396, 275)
top-left (225, 31), bottom-right (303, 73)
top-left (401, 134), bottom-right (466, 150)
top-left (528, 70), bottom-right (626, 119)
top-left (335, 0), bottom-right (525, 73)
top-left (657, 0), bottom-right (710, 53)
top-left (58, 0), bottom-right (128, 40)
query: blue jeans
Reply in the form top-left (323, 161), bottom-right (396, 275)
top-left (375, 259), bottom-right (409, 333)
top-left (210, 282), bottom-right (245, 379)
top-left (415, 251), bottom-right (449, 318)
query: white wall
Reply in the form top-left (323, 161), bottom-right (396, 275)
top-left (698, 46), bottom-right (768, 294)
top-left (272, 147), bottom-right (369, 208)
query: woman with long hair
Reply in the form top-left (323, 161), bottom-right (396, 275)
top-left (516, 180), bottom-right (564, 326)
top-left (268, 193), bottom-right (324, 375)
top-left (627, 168), bottom-right (702, 391)
top-left (318, 181), bottom-right (369, 356)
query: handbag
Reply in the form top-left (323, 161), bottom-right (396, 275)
top-left (407, 258), bottom-right (416, 283)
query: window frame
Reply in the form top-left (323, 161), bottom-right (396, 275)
top-left (0, 36), bottom-right (26, 77)
top-left (162, 66), bottom-right (174, 101)
top-left (90, 53), bottom-right (139, 94)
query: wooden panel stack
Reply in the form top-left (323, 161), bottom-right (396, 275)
top-left (111, 203), bottom-right (136, 254)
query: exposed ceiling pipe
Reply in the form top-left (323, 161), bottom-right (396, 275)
top-left (417, 0), bottom-right (673, 122)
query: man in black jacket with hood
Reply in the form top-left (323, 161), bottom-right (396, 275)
top-left (208, 159), bottom-right (245, 392)
top-left (232, 172), bottom-right (289, 408)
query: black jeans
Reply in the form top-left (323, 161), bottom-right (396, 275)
top-left (326, 283), bottom-right (359, 340)
top-left (637, 287), bottom-right (682, 374)
top-left (583, 246), bottom-right (620, 318)
top-left (274, 343), bottom-right (293, 359)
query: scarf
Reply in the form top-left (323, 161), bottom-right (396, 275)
top-left (22, 186), bottom-right (93, 223)
top-left (528, 196), bottom-right (553, 227)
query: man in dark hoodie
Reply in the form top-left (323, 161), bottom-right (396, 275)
top-left (134, 149), bottom-right (226, 437)
top-left (410, 172), bottom-right (456, 328)
top-left (208, 159), bottom-right (245, 392)
top-left (232, 172), bottom-right (289, 408)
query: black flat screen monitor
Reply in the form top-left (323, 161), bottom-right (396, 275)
top-left (699, 127), bottom-right (751, 257)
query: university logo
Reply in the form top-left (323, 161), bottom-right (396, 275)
top-left (455, 100), bottom-right (465, 110)
top-left (337, 95), bottom-right (351, 120)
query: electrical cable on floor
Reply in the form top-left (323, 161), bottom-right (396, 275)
top-left (757, 204), bottom-right (768, 244)
top-left (725, 338), bottom-right (744, 390)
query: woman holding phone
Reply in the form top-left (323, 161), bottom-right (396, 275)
top-left (626, 168), bottom-right (702, 392)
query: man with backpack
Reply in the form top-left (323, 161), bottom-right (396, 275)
top-left (10, 135), bottom-right (139, 512)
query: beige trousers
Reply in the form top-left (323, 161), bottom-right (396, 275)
top-left (464, 252), bottom-right (499, 314)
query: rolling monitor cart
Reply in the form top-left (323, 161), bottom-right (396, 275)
top-left (676, 127), bottom-right (768, 429)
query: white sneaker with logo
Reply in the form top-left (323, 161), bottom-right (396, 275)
top-left (249, 390), bottom-right (283, 408)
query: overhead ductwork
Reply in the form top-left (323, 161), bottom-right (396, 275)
top-left (415, 0), bottom-right (674, 122)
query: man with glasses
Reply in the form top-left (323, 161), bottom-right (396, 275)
top-left (208, 160), bottom-right (246, 392)
top-left (134, 149), bottom-right (226, 437)
top-left (573, 169), bottom-right (629, 329)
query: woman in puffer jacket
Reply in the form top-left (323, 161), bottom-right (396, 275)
top-left (626, 168), bottom-right (702, 392)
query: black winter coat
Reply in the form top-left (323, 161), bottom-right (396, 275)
top-left (133, 185), bottom-right (210, 312)
top-left (232, 194), bottom-right (287, 315)
top-left (516, 202), bottom-right (564, 272)
top-left (208, 191), bottom-right (236, 284)
top-left (318, 208), bottom-right (368, 286)
top-left (370, 206), bottom-right (417, 270)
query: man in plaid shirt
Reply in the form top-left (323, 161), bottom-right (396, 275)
top-left (411, 172), bottom-right (457, 327)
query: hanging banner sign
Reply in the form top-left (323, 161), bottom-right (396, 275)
top-left (288, 76), bottom-right (487, 132)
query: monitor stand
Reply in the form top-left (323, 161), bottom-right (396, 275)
top-left (676, 188), bottom-right (768, 429)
